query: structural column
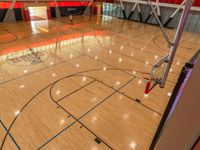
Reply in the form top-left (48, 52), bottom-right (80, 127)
top-left (23, 7), bottom-right (30, 21)
top-left (3, 0), bottom-right (16, 23)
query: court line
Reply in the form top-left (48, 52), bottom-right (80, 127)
top-left (0, 15), bottom-right (197, 148)
top-left (107, 29), bottom-right (169, 56)
top-left (38, 75), bottom-right (136, 149)
top-left (0, 83), bottom-right (54, 150)
top-left (0, 118), bottom-right (21, 149)
top-left (51, 72), bottom-right (162, 115)
top-left (41, 73), bottom-right (162, 149)
top-left (1, 68), bottom-right (162, 149)
top-left (0, 54), bottom-right (84, 86)
top-left (0, 27), bottom-right (18, 44)
top-left (0, 69), bottom-right (113, 149)
top-left (94, 78), bottom-right (162, 116)
top-left (152, 35), bottom-right (198, 60)
top-left (97, 23), bottom-right (196, 63)
top-left (66, 74), bottom-right (162, 115)
top-left (84, 54), bottom-right (176, 84)
top-left (94, 35), bottom-right (182, 76)
top-left (56, 79), bottom-right (96, 103)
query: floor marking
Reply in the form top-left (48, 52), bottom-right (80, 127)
top-left (0, 54), bottom-right (84, 86)
top-left (94, 138), bottom-right (102, 144)
top-left (93, 77), bottom-right (162, 116)
top-left (135, 99), bottom-right (141, 103)
top-left (0, 83), bottom-right (53, 150)
top-left (94, 36), bottom-right (181, 76)
top-left (38, 76), bottom-right (136, 149)
top-left (84, 54), bottom-right (176, 84)
top-left (0, 119), bottom-right (21, 150)
top-left (0, 69), bottom-right (111, 149)
top-left (56, 79), bottom-right (96, 103)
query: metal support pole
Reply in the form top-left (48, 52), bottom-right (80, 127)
top-left (144, 4), bottom-right (157, 23)
top-left (160, 0), bottom-right (194, 88)
top-left (137, 3), bottom-right (143, 22)
top-left (54, 0), bottom-right (61, 18)
top-left (148, 0), bottom-right (172, 45)
top-left (156, 0), bottom-right (161, 21)
top-left (128, 2), bottom-right (137, 19)
top-left (3, 0), bottom-right (16, 23)
top-left (164, 0), bottom-right (186, 27)
top-left (120, 0), bottom-right (127, 19)
top-left (82, 0), bottom-right (93, 17)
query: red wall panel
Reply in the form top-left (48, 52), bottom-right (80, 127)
top-left (23, 10), bottom-right (30, 21)
top-left (0, 2), bottom-right (24, 9)
top-left (47, 8), bottom-right (51, 19)
top-left (49, 2), bottom-right (90, 7)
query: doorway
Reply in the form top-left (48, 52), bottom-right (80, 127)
top-left (28, 6), bottom-right (47, 21)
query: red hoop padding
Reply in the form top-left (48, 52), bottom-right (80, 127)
top-left (145, 82), bottom-right (151, 94)
top-left (143, 73), bottom-right (157, 94)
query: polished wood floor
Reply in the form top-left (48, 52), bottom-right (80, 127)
top-left (0, 15), bottom-right (199, 150)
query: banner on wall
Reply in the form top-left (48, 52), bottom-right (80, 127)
top-left (59, 6), bottom-right (86, 16)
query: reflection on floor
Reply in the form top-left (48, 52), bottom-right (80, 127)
top-left (0, 15), bottom-right (199, 150)
top-left (30, 16), bottom-right (46, 21)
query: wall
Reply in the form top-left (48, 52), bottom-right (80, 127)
top-left (49, 2), bottom-right (90, 17)
top-left (118, 0), bottom-right (200, 7)
top-left (155, 58), bottom-right (200, 149)
top-left (102, 2), bottom-right (200, 33)
top-left (0, 2), bottom-right (23, 21)
top-left (29, 6), bottom-right (47, 19)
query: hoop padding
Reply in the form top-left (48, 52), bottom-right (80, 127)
top-left (143, 73), bottom-right (157, 94)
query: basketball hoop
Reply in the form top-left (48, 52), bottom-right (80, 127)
top-left (143, 73), bottom-right (157, 94)
top-left (142, 73), bottom-right (154, 82)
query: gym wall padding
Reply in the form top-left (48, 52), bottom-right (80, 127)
top-left (0, 8), bottom-right (23, 22)
top-left (0, 9), bottom-right (7, 22)
top-left (59, 6), bottom-right (87, 16)
top-left (49, 1), bottom-right (90, 17)
top-left (0, 2), bottom-right (24, 22)
top-left (14, 8), bottom-right (23, 21)
top-left (50, 7), bottom-right (56, 18)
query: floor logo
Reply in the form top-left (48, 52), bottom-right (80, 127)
top-left (6, 49), bottom-right (49, 66)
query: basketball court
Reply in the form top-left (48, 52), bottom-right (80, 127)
top-left (0, 0), bottom-right (200, 150)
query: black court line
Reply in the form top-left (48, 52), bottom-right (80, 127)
top-left (56, 79), bottom-right (96, 103)
top-left (0, 54), bottom-right (84, 86)
top-left (106, 46), bottom-right (182, 76)
top-left (107, 31), bottom-right (160, 50)
top-left (0, 83), bottom-right (54, 150)
top-left (84, 54), bottom-right (176, 85)
top-left (0, 27), bottom-right (18, 44)
top-left (0, 68), bottom-right (110, 149)
top-left (94, 35), bottom-right (181, 77)
top-left (40, 73), bottom-right (162, 149)
top-left (38, 76), bottom-right (135, 149)
top-left (0, 67), bottom-right (162, 149)
top-left (0, 119), bottom-right (20, 149)
top-left (0, 17), bottom-right (178, 148)
top-left (152, 35), bottom-right (198, 60)
top-left (93, 78), bottom-right (162, 116)
top-left (54, 72), bottom-right (162, 115)
top-left (0, 68), bottom-right (133, 149)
